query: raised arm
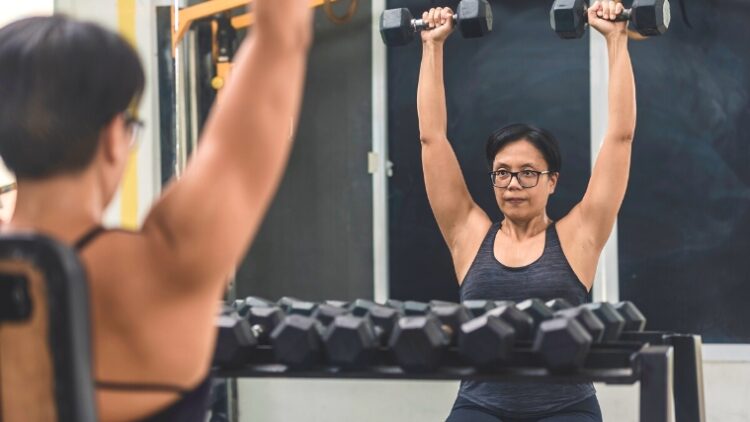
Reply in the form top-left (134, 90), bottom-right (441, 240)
top-left (418, 8), bottom-right (490, 266)
top-left (569, 0), bottom-right (636, 249)
top-left (140, 0), bottom-right (312, 290)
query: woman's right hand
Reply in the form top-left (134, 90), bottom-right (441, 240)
top-left (420, 7), bottom-right (456, 44)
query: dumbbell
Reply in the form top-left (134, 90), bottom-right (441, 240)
top-left (214, 305), bottom-right (290, 367)
top-left (270, 301), bottom-right (362, 368)
top-left (389, 303), bottom-right (473, 372)
top-left (458, 310), bottom-right (516, 368)
top-left (486, 298), bottom-right (592, 372)
top-left (552, 300), bottom-right (647, 343)
top-left (379, 0), bottom-right (493, 47)
top-left (550, 0), bottom-right (671, 39)
top-left (462, 299), bottom-right (496, 317)
top-left (214, 309), bottom-right (259, 367)
top-left (457, 298), bottom-right (553, 342)
top-left (233, 296), bottom-right (275, 317)
top-left (322, 303), bottom-right (400, 368)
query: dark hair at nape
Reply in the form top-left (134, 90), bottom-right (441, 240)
top-left (485, 123), bottom-right (562, 173)
top-left (0, 15), bottom-right (145, 179)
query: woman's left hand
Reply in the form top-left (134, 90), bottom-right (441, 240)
top-left (588, 0), bottom-right (628, 39)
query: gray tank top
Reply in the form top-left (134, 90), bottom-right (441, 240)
top-left (458, 221), bottom-right (596, 417)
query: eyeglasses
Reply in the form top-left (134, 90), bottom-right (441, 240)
top-left (123, 113), bottom-right (145, 149)
top-left (489, 169), bottom-right (552, 189)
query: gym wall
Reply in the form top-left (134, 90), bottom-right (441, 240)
top-left (233, 3), bottom-right (375, 302)
top-left (618, 0), bottom-right (750, 344)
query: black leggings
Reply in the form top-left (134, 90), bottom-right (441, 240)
top-left (446, 395), bottom-right (603, 422)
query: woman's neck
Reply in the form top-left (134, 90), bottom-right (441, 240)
top-left (5, 171), bottom-right (106, 243)
top-left (500, 213), bottom-right (552, 241)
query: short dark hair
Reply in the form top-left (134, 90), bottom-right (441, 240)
top-left (0, 15), bottom-right (145, 179)
top-left (485, 123), bottom-right (562, 173)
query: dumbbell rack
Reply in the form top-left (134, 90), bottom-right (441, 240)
top-left (214, 333), bottom-right (705, 422)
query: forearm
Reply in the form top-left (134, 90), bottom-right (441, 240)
top-left (605, 34), bottom-right (636, 141)
top-left (418, 41), bottom-right (448, 143)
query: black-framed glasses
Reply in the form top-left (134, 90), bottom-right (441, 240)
top-left (123, 112), bottom-right (144, 149)
top-left (489, 169), bottom-right (552, 189)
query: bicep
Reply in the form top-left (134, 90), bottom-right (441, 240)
top-left (421, 138), bottom-right (490, 251)
top-left (579, 137), bottom-right (633, 247)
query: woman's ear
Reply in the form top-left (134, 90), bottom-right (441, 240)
top-left (98, 115), bottom-right (127, 164)
top-left (549, 172), bottom-right (559, 194)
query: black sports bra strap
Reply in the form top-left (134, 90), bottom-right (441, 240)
top-left (96, 380), bottom-right (192, 395)
top-left (73, 225), bottom-right (107, 251)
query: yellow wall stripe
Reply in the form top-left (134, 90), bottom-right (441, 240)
top-left (118, 0), bottom-right (139, 229)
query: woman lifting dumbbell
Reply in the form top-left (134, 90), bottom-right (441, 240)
top-left (0, 0), bottom-right (312, 420)
top-left (415, 1), bottom-right (635, 421)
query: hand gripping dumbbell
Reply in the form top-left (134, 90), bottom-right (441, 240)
top-left (550, 0), bottom-right (671, 39)
top-left (379, 0), bottom-right (493, 47)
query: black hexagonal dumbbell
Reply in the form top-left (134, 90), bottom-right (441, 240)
top-left (286, 300), bottom-right (319, 317)
top-left (582, 302), bottom-right (626, 342)
top-left (245, 305), bottom-right (286, 345)
top-left (486, 301), bottom-right (534, 341)
top-left (516, 298), bottom-right (556, 335)
top-left (276, 296), bottom-right (302, 313)
top-left (349, 298), bottom-right (379, 317)
top-left (313, 303), bottom-right (350, 326)
top-left (215, 303), bottom-right (284, 367)
top-left (324, 300), bottom-right (350, 309)
top-left (347, 299), bottom-right (402, 343)
top-left (550, 0), bottom-right (671, 39)
top-left (389, 304), bottom-right (472, 372)
top-left (404, 300), bottom-right (431, 316)
top-left (270, 314), bottom-right (325, 369)
top-left (546, 298), bottom-right (574, 312)
top-left (555, 301), bottom-right (646, 344)
top-left (271, 302), bottom-right (364, 369)
top-left (533, 317), bottom-right (592, 373)
top-left (379, 0), bottom-right (493, 47)
top-left (613, 301), bottom-right (647, 332)
top-left (385, 299), bottom-right (404, 312)
top-left (214, 310), bottom-right (258, 368)
top-left (554, 306), bottom-right (606, 343)
top-left (234, 296), bottom-right (275, 317)
top-left (458, 313), bottom-right (516, 368)
top-left (462, 299), bottom-right (496, 318)
top-left (321, 303), bottom-right (400, 368)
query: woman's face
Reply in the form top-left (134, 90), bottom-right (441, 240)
top-left (491, 140), bottom-right (558, 222)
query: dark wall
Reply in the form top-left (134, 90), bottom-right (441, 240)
top-left (387, 0), bottom-right (591, 302)
top-left (235, 5), bottom-right (374, 301)
top-left (619, 1), bottom-right (750, 343)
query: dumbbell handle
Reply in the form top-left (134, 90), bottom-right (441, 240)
top-left (250, 324), bottom-right (265, 337)
top-left (583, 7), bottom-right (632, 23)
top-left (411, 15), bottom-right (459, 32)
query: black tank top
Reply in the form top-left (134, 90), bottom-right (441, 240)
top-left (75, 226), bottom-right (213, 422)
top-left (458, 222), bottom-right (595, 417)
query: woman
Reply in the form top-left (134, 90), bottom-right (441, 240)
top-left (416, 2), bottom-right (635, 421)
top-left (0, 1), bottom-right (312, 420)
